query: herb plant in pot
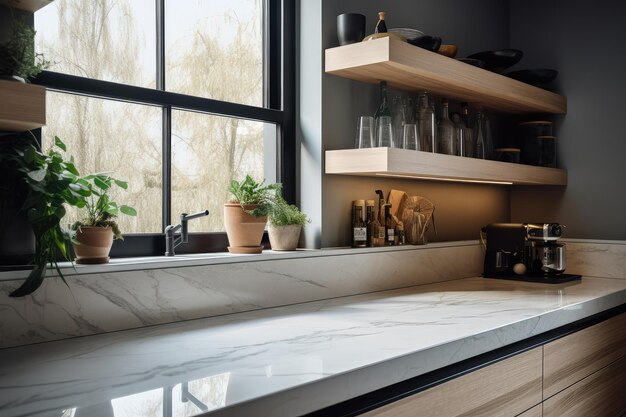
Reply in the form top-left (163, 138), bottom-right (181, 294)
top-left (70, 174), bottom-right (136, 264)
top-left (267, 195), bottom-right (309, 251)
top-left (224, 175), bottom-right (280, 254)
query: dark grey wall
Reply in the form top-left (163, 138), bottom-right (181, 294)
top-left (509, 0), bottom-right (626, 240)
top-left (318, 0), bottom-right (512, 247)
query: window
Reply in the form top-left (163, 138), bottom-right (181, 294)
top-left (34, 0), bottom-right (294, 255)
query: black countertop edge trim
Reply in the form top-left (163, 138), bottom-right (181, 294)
top-left (304, 303), bottom-right (626, 417)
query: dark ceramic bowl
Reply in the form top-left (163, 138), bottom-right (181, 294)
top-left (467, 49), bottom-right (523, 72)
top-left (408, 35), bottom-right (442, 52)
top-left (456, 58), bottom-right (487, 69)
top-left (506, 69), bottom-right (559, 86)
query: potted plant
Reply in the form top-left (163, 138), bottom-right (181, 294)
top-left (4, 135), bottom-right (87, 297)
top-left (0, 17), bottom-right (51, 82)
top-left (70, 173), bottom-right (136, 264)
top-left (224, 175), bottom-right (280, 254)
top-left (267, 195), bottom-right (309, 251)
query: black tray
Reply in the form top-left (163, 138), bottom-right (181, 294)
top-left (483, 273), bottom-right (581, 284)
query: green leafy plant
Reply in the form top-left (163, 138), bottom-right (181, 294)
top-left (0, 17), bottom-right (52, 81)
top-left (228, 175), bottom-right (281, 217)
top-left (4, 135), bottom-right (87, 297)
top-left (70, 174), bottom-right (137, 240)
top-left (268, 195), bottom-right (309, 226)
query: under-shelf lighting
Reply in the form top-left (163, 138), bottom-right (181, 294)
top-left (374, 173), bottom-right (514, 185)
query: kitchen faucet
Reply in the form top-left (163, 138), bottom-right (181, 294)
top-left (164, 210), bottom-right (209, 256)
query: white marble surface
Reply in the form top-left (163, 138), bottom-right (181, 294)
top-left (0, 243), bottom-right (483, 348)
top-left (563, 239), bottom-right (626, 279)
top-left (0, 276), bottom-right (624, 417)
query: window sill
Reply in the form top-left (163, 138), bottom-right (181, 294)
top-left (0, 240), bottom-right (480, 282)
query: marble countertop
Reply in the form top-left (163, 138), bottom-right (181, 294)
top-left (1, 276), bottom-right (625, 417)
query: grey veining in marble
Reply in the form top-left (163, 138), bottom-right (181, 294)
top-left (564, 239), bottom-right (626, 280)
top-left (0, 243), bottom-right (483, 348)
top-left (0, 276), bottom-right (624, 417)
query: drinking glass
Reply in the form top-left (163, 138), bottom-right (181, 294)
top-left (403, 123), bottom-right (419, 150)
top-left (355, 116), bottom-right (375, 148)
top-left (376, 116), bottom-right (394, 147)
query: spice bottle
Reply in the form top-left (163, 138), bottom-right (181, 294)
top-left (384, 204), bottom-right (395, 246)
top-left (374, 11), bottom-right (387, 34)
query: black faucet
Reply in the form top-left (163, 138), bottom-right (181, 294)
top-left (164, 210), bottom-right (209, 256)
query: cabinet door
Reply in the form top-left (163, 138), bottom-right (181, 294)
top-left (517, 404), bottom-right (542, 417)
top-left (543, 356), bottom-right (626, 417)
top-left (543, 312), bottom-right (626, 399)
top-left (361, 347), bottom-right (542, 417)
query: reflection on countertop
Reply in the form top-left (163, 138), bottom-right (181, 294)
top-left (1, 276), bottom-right (625, 417)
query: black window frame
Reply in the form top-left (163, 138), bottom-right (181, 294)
top-left (33, 0), bottom-right (295, 257)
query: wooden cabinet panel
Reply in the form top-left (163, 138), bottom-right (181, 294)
top-left (0, 0), bottom-right (53, 13)
top-left (543, 356), bottom-right (626, 417)
top-left (517, 404), bottom-right (542, 417)
top-left (543, 312), bottom-right (626, 399)
top-left (361, 347), bottom-right (542, 417)
top-left (0, 80), bottom-right (46, 132)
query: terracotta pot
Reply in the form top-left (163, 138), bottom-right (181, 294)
top-left (73, 226), bottom-right (114, 264)
top-left (223, 204), bottom-right (267, 253)
top-left (268, 224), bottom-right (302, 251)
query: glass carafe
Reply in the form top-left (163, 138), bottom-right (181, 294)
top-left (475, 108), bottom-right (493, 160)
top-left (417, 92), bottom-right (437, 152)
top-left (437, 98), bottom-right (455, 155)
top-left (374, 81), bottom-right (394, 147)
top-left (461, 103), bottom-right (475, 158)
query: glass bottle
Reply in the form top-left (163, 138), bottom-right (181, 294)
top-left (461, 103), bottom-right (475, 158)
top-left (352, 200), bottom-right (367, 248)
top-left (417, 92), bottom-right (437, 152)
top-left (374, 11), bottom-right (387, 34)
top-left (391, 96), bottom-right (405, 146)
top-left (475, 111), bottom-right (486, 159)
top-left (365, 200), bottom-right (377, 247)
top-left (384, 204), bottom-right (395, 246)
top-left (451, 113), bottom-right (465, 157)
top-left (437, 98), bottom-right (455, 155)
top-left (374, 81), bottom-right (391, 120)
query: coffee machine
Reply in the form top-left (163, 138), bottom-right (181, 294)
top-left (482, 223), bottom-right (580, 283)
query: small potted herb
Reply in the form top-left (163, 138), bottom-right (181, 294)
top-left (267, 195), bottom-right (309, 251)
top-left (0, 17), bottom-right (51, 82)
top-left (224, 175), bottom-right (280, 254)
top-left (70, 174), bottom-right (136, 264)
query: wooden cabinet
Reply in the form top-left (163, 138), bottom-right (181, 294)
top-left (361, 348), bottom-right (542, 417)
top-left (323, 37), bottom-right (569, 186)
top-left (543, 312), bottom-right (626, 398)
top-left (360, 312), bottom-right (626, 417)
top-left (0, 80), bottom-right (46, 132)
top-left (0, 0), bottom-right (53, 13)
top-left (543, 355), bottom-right (626, 417)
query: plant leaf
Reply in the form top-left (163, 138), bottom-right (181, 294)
top-left (54, 136), bottom-right (66, 152)
top-left (93, 176), bottom-right (110, 190)
top-left (114, 179), bottom-right (128, 189)
top-left (120, 205), bottom-right (137, 216)
top-left (9, 265), bottom-right (46, 297)
top-left (27, 168), bottom-right (46, 182)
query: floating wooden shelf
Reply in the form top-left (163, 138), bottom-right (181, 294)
top-left (0, 80), bottom-right (46, 132)
top-left (325, 37), bottom-right (567, 114)
top-left (325, 148), bottom-right (567, 186)
top-left (0, 0), bottom-right (53, 13)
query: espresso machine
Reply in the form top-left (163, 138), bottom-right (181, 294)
top-left (482, 223), bottom-right (581, 283)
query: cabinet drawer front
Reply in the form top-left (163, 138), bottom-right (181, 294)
top-left (543, 312), bottom-right (626, 399)
top-left (543, 356), bottom-right (626, 417)
top-left (361, 347), bottom-right (542, 417)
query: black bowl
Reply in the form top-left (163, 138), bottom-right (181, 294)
top-left (506, 69), bottom-right (559, 86)
top-left (337, 13), bottom-right (366, 46)
top-left (467, 49), bottom-right (523, 72)
top-left (408, 35), bottom-right (442, 52)
top-left (456, 58), bottom-right (487, 69)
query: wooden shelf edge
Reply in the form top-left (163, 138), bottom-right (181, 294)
top-left (325, 148), bottom-right (567, 186)
top-left (0, 80), bottom-right (46, 133)
top-left (0, 0), bottom-right (53, 13)
top-left (325, 37), bottom-right (567, 114)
